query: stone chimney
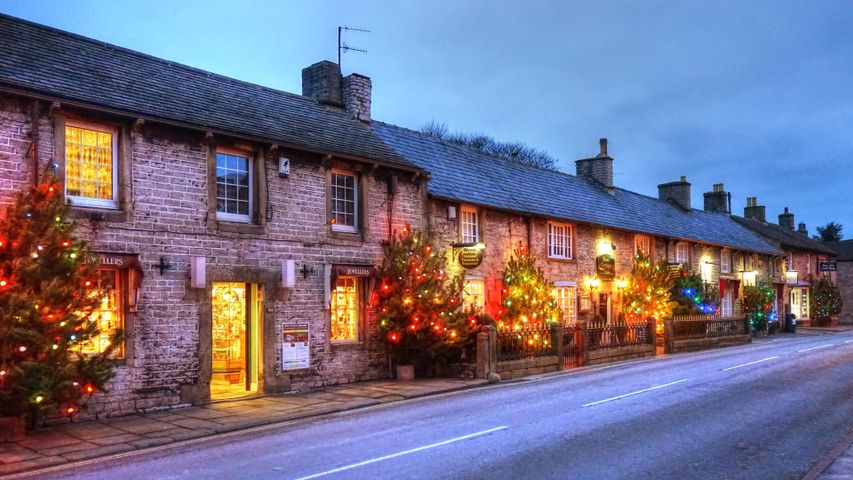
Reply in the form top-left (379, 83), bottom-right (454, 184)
top-left (302, 61), bottom-right (372, 122)
top-left (575, 138), bottom-right (614, 194)
top-left (743, 197), bottom-right (766, 222)
top-left (342, 73), bottom-right (371, 122)
top-left (302, 61), bottom-right (343, 106)
top-left (798, 222), bottom-right (808, 236)
top-left (778, 207), bottom-right (795, 230)
top-left (703, 183), bottom-right (730, 213)
top-left (658, 176), bottom-right (692, 211)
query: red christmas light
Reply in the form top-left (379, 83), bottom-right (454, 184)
top-left (0, 279), bottom-right (7, 287)
top-left (66, 406), bottom-right (76, 415)
top-left (84, 280), bottom-right (92, 287)
top-left (84, 385), bottom-right (95, 394)
top-left (387, 332), bottom-right (400, 343)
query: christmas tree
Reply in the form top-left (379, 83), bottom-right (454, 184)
top-left (810, 276), bottom-right (842, 322)
top-left (497, 246), bottom-right (561, 331)
top-left (621, 253), bottom-right (675, 325)
top-left (671, 270), bottom-right (720, 315)
top-left (0, 174), bottom-right (120, 426)
top-left (742, 279), bottom-right (775, 333)
top-left (375, 225), bottom-right (479, 372)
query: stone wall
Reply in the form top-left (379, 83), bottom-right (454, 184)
top-left (587, 344), bottom-right (655, 365)
top-left (837, 261), bottom-right (853, 324)
top-left (496, 356), bottom-right (560, 380)
top-left (0, 93), bottom-right (425, 416)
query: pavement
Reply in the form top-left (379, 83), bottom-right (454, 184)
top-left (3, 330), bottom-right (852, 480)
top-left (0, 378), bottom-right (485, 477)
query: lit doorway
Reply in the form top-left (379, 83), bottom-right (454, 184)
top-left (211, 282), bottom-right (262, 399)
top-left (598, 293), bottom-right (611, 324)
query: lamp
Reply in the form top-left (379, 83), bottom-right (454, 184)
top-left (596, 239), bottom-right (615, 257)
top-left (785, 270), bottom-right (798, 286)
top-left (741, 270), bottom-right (757, 287)
top-left (615, 278), bottom-right (628, 290)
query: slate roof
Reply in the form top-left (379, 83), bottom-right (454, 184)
top-left (0, 14), bottom-right (418, 171)
top-left (372, 122), bottom-right (782, 255)
top-left (829, 240), bottom-right (853, 261)
top-left (731, 216), bottom-right (837, 256)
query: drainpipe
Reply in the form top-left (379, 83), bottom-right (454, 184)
top-left (30, 101), bottom-right (39, 185)
top-left (526, 216), bottom-right (533, 252)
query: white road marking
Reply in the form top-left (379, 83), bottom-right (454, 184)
top-left (722, 356), bottom-right (780, 372)
top-left (844, 339), bottom-right (853, 344)
top-left (798, 344), bottom-right (834, 353)
top-left (582, 379), bottom-right (688, 407)
top-left (289, 426), bottom-right (509, 479)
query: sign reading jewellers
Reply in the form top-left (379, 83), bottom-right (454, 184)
top-left (596, 254), bottom-right (616, 280)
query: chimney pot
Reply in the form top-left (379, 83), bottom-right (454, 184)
top-left (576, 138), bottom-right (614, 194)
top-left (599, 138), bottom-right (608, 156)
top-left (778, 207), bottom-right (795, 230)
top-left (797, 222), bottom-right (808, 236)
top-left (744, 197), bottom-right (766, 222)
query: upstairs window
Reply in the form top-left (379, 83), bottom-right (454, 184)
top-left (806, 254), bottom-right (812, 275)
top-left (634, 235), bottom-right (652, 258)
top-left (65, 123), bottom-right (118, 209)
top-left (460, 205), bottom-right (479, 243)
top-left (548, 222), bottom-right (573, 259)
top-left (721, 249), bottom-right (732, 273)
top-left (216, 151), bottom-right (253, 223)
top-left (330, 170), bottom-right (358, 233)
top-left (675, 242), bottom-right (690, 265)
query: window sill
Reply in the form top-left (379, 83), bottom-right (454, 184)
top-left (547, 256), bottom-right (576, 264)
top-left (330, 341), bottom-right (364, 350)
top-left (215, 220), bottom-right (266, 235)
top-left (68, 206), bottom-right (129, 223)
top-left (328, 230), bottom-right (363, 242)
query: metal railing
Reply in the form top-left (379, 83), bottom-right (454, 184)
top-left (671, 314), bottom-right (747, 340)
top-left (496, 326), bottom-right (554, 361)
top-left (586, 321), bottom-right (653, 351)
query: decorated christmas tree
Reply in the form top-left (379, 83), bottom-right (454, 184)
top-left (375, 225), bottom-right (479, 372)
top-left (497, 246), bottom-right (561, 331)
top-left (621, 253), bottom-right (675, 326)
top-left (742, 279), bottom-right (775, 333)
top-left (671, 270), bottom-right (720, 315)
top-left (0, 174), bottom-right (120, 426)
top-left (810, 276), bottom-right (842, 322)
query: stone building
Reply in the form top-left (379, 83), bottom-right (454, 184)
top-left (829, 240), bottom-right (853, 324)
top-left (0, 15), bottom-right (427, 415)
top-left (733, 203), bottom-right (837, 323)
top-left (372, 123), bottom-right (782, 326)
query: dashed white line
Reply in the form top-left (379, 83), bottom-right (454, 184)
top-left (722, 356), bottom-right (780, 371)
top-left (844, 339), bottom-right (853, 344)
top-left (582, 379), bottom-right (688, 407)
top-left (290, 426), bottom-right (509, 479)
top-left (798, 344), bottom-right (834, 353)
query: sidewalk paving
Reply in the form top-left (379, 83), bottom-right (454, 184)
top-left (817, 436), bottom-right (853, 479)
top-left (0, 378), bottom-right (485, 477)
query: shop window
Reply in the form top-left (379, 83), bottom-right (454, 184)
top-left (65, 122), bottom-right (118, 209)
top-left (330, 170), bottom-right (359, 233)
top-left (463, 279), bottom-right (485, 311)
top-left (216, 151), bottom-right (253, 223)
top-left (554, 285), bottom-right (577, 324)
top-left (675, 242), bottom-right (690, 265)
top-left (634, 235), bottom-right (652, 258)
top-left (460, 205), bottom-right (479, 243)
top-left (81, 269), bottom-right (123, 357)
top-left (548, 222), bottom-right (573, 259)
top-left (331, 276), bottom-right (360, 342)
top-left (721, 249), bottom-right (732, 273)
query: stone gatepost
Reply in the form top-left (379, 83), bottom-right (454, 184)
top-left (664, 317), bottom-right (675, 354)
top-left (476, 325), bottom-right (497, 379)
top-left (551, 323), bottom-right (565, 370)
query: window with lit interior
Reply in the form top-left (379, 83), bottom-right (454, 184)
top-left (330, 171), bottom-right (358, 233)
top-left (548, 222), bottom-right (573, 259)
top-left (554, 285), bottom-right (577, 324)
top-left (721, 249), bottom-right (732, 273)
top-left (65, 123), bottom-right (118, 209)
top-left (463, 279), bottom-right (485, 311)
top-left (675, 242), bottom-right (690, 265)
top-left (331, 276), bottom-right (360, 342)
top-left (81, 269), bottom-right (123, 357)
top-left (634, 235), bottom-right (652, 258)
top-left (216, 151), bottom-right (253, 222)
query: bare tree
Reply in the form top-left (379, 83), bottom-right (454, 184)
top-left (419, 121), bottom-right (558, 170)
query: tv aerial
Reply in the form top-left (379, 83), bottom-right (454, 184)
top-left (338, 26), bottom-right (370, 67)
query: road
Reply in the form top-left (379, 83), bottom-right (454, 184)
top-left (34, 331), bottom-right (853, 480)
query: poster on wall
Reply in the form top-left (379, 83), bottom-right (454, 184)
top-left (281, 323), bottom-right (310, 370)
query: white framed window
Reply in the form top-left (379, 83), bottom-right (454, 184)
top-left (634, 235), bottom-right (652, 258)
top-left (721, 290), bottom-right (733, 317)
top-left (460, 205), bottom-right (479, 243)
top-left (216, 150), bottom-right (253, 223)
top-left (554, 284), bottom-right (577, 325)
top-left (806, 254), bottom-right (811, 275)
top-left (330, 170), bottom-right (358, 233)
top-left (462, 279), bottom-right (485, 311)
top-left (548, 222), bottom-right (573, 259)
top-left (330, 276), bottom-right (360, 342)
top-left (721, 249), bottom-right (732, 273)
top-left (65, 121), bottom-right (119, 209)
top-left (81, 269), bottom-right (124, 357)
top-left (675, 242), bottom-right (690, 265)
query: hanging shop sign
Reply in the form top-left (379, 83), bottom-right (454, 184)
top-left (667, 262), bottom-right (683, 276)
top-left (596, 254), bottom-right (616, 280)
top-left (819, 262), bottom-right (837, 272)
top-left (281, 323), bottom-right (310, 371)
top-left (458, 247), bottom-right (484, 269)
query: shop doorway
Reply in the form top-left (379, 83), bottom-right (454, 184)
top-left (597, 293), bottom-right (611, 324)
top-left (211, 282), bottom-right (262, 399)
